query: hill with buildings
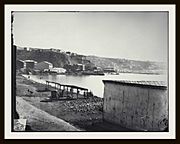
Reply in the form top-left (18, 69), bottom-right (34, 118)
top-left (86, 56), bottom-right (167, 74)
top-left (16, 46), bottom-right (69, 67)
top-left (16, 46), bottom-right (166, 74)
top-left (16, 46), bottom-right (93, 68)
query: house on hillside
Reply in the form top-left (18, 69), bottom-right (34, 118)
top-left (24, 60), bottom-right (37, 69)
top-left (76, 64), bottom-right (85, 71)
top-left (103, 80), bottom-right (168, 131)
top-left (103, 67), bottom-right (116, 73)
top-left (64, 64), bottom-right (85, 73)
top-left (66, 51), bottom-right (71, 55)
top-left (35, 61), bottom-right (53, 71)
top-left (16, 60), bottom-right (24, 70)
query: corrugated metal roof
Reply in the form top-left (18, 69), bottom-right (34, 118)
top-left (103, 80), bottom-right (167, 88)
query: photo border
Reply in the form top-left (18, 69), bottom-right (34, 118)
top-left (4, 4), bottom-right (176, 139)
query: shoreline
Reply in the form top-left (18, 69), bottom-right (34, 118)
top-left (16, 74), bottom-right (103, 131)
top-left (21, 74), bottom-right (103, 98)
top-left (16, 74), bottom-right (134, 131)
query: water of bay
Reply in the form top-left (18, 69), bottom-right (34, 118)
top-left (23, 73), bottom-right (167, 98)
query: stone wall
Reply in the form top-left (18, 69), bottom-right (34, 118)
top-left (103, 82), bottom-right (168, 131)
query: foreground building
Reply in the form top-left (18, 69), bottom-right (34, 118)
top-left (103, 80), bottom-right (168, 131)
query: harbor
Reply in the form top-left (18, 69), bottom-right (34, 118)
top-left (15, 56), bottom-right (167, 131)
top-left (22, 73), bottom-right (167, 98)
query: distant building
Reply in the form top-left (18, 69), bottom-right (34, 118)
top-left (71, 53), bottom-right (77, 56)
top-left (64, 64), bottom-right (85, 72)
top-left (50, 67), bottom-right (66, 74)
top-left (96, 67), bottom-right (103, 71)
top-left (77, 64), bottom-right (85, 71)
top-left (66, 51), bottom-right (71, 55)
top-left (103, 68), bottom-right (116, 73)
top-left (24, 60), bottom-right (37, 69)
top-left (16, 46), bottom-right (24, 51)
top-left (16, 60), bottom-right (24, 70)
top-left (35, 61), bottom-right (53, 71)
top-left (85, 63), bottom-right (95, 71)
top-left (103, 80), bottom-right (168, 131)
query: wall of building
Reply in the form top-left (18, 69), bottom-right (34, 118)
top-left (25, 62), bottom-right (35, 69)
top-left (16, 60), bottom-right (24, 70)
top-left (103, 83), bottom-right (168, 131)
top-left (35, 62), bottom-right (53, 71)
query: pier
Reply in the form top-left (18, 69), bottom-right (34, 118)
top-left (45, 81), bottom-right (90, 100)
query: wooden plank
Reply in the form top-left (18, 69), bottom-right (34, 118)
top-left (46, 81), bottom-right (88, 91)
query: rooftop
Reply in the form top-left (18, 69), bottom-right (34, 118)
top-left (42, 61), bottom-right (53, 65)
top-left (17, 59), bottom-right (24, 63)
top-left (24, 60), bottom-right (37, 63)
top-left (103, 80), bottom-right (167, 89)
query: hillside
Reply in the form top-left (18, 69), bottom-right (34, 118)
top-left (17, 48), bottom-right (69, 67)
top-left (86, 56), bottom-right (167, 74)
top-left (16, 46), bottom-right (166, 74)
top-left (16, 46), bottom-right (93, 68)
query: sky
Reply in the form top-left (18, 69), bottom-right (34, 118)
top-left (13, 12), bottom-right (168, 62)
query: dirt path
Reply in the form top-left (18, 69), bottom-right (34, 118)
top-left (16, 97), bottom-right (80, 131)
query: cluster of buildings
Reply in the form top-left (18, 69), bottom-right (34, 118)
top-left (16, 59), bottom-right (66, 74)
top-left (17, 46), bottom-right (119, 75)
top-left (16, 59), bottom-right (117, 76)
top-left (64, 63), bottom-right (106, 75)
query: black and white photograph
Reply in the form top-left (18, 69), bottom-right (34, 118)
top-left (5, 5), bottom-right (176, 139)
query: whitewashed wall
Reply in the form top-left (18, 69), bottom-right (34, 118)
top-left (103, 82), bottom-right (168, 131)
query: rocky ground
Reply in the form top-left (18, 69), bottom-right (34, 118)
top-left (16, 75), bottom-right (132, 131)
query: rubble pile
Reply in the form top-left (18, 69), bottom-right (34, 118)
top-left (61, 97), bottom-right (103, 113)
